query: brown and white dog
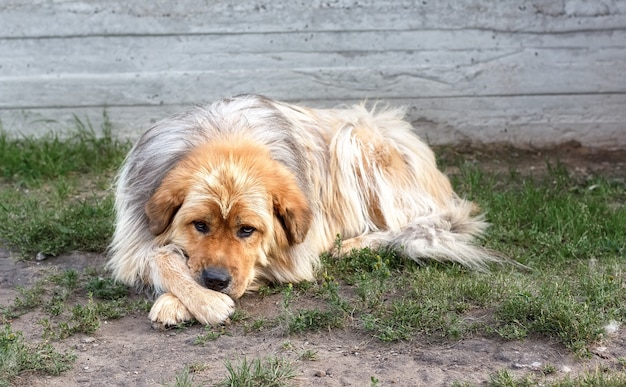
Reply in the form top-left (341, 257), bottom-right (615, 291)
top-left (107, 94), bottom-right (502, 327)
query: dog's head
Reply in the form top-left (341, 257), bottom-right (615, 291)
top-left (145, 140), bottom-right (312, 298)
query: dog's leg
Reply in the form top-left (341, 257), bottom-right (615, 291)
top-left (149, 246), bottom-right (235, 326)
top-left (336, 232), bottom-right (387, 257)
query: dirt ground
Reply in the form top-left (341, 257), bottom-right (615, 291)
top-left (1, 144), bottom-right (625, 387)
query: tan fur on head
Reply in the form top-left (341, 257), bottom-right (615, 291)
top-left (106, 94), bottom-right (507, 328)
top-left (144, 140), bottom-right (312, 299)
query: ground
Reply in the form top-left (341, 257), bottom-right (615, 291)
top-left (1, 144), bottom-right (625, 386)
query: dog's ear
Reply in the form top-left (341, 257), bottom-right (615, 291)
top-left (145, 171), bottom-right (187, 235)
top-left (272, 178), bottom-right (312, 245)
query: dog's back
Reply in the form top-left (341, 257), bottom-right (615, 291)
top-left (282, 101), bottom-right (502, 270)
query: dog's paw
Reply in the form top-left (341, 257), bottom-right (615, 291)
top-left (149, 292), bottom-right (194, 329)
top-left (184, 289), bottom-right (235, 326)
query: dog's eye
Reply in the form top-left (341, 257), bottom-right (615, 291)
top-left (193, 221), bottom-right (209, 234)
top-left (237, 226), bottom-right (255, 238)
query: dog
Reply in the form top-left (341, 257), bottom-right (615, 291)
top-left (106, 94), bottom-right (503, 327)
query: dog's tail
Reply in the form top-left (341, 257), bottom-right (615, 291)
top-left (393, 211), bottom-right (505, 271)
top-left (345, 206), bottom-right (507, 271)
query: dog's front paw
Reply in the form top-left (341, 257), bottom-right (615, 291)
top-left (185, 289), bottom-right (235, 326)
top-left (149, 292), bottom-right (194, 329)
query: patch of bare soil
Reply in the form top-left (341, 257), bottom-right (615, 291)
top-left (2, 147), bottom-right (625, 387)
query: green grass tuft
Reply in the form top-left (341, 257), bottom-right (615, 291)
top-left (217, 356), bottom-right (297, 387)
top-left (493, 263), bottom-right (624, 355)
top-left (0, 324), bottom-right (76, 385)
top-left (85, 277), bottom-right (130, 300)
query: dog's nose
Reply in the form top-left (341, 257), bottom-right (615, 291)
top-left (201, 268), bottom-right (231, 292)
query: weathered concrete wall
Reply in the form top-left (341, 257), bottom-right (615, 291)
top-left (1, 0), bottom-right (625, 147)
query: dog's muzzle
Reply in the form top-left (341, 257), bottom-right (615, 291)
top-left (201, 268), bottom-right (231, 292)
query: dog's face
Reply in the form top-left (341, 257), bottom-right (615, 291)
top-left (145, 140), bottom-right (312, 299)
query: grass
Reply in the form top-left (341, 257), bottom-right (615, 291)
top-left (0, 191), bottom-right (115, 257)
top-left (0, 266), bottom-right (150, 383)
top-left (0, 113), bottom-right (126, 185)
top-left (1, 125), bottom-right (626, 385)
top-left (1, 268), bottom-right (150, 335)
top-left (487, 366), bottom-right (626, 387)
top-left (0, 324), bottom-right (76, 386)
top-left (171, 365), bottom-right (203, 387)
top-left (0, 116), bottom-right (129, 257)
top-left (279, 281), bottom-right (348, 334)
top-left (217, 356), bottom-right (297, 387)
top-left (194, 325), bottom-right (229, 346)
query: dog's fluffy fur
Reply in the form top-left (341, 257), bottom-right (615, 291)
top-left (107, 94), bottom-right (502, 326)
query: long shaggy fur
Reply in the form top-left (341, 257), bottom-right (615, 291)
top-left (107, 94), bottom-right (503, 327)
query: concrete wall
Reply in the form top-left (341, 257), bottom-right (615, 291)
top-left (1, 0), bottom-right (625, 147)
